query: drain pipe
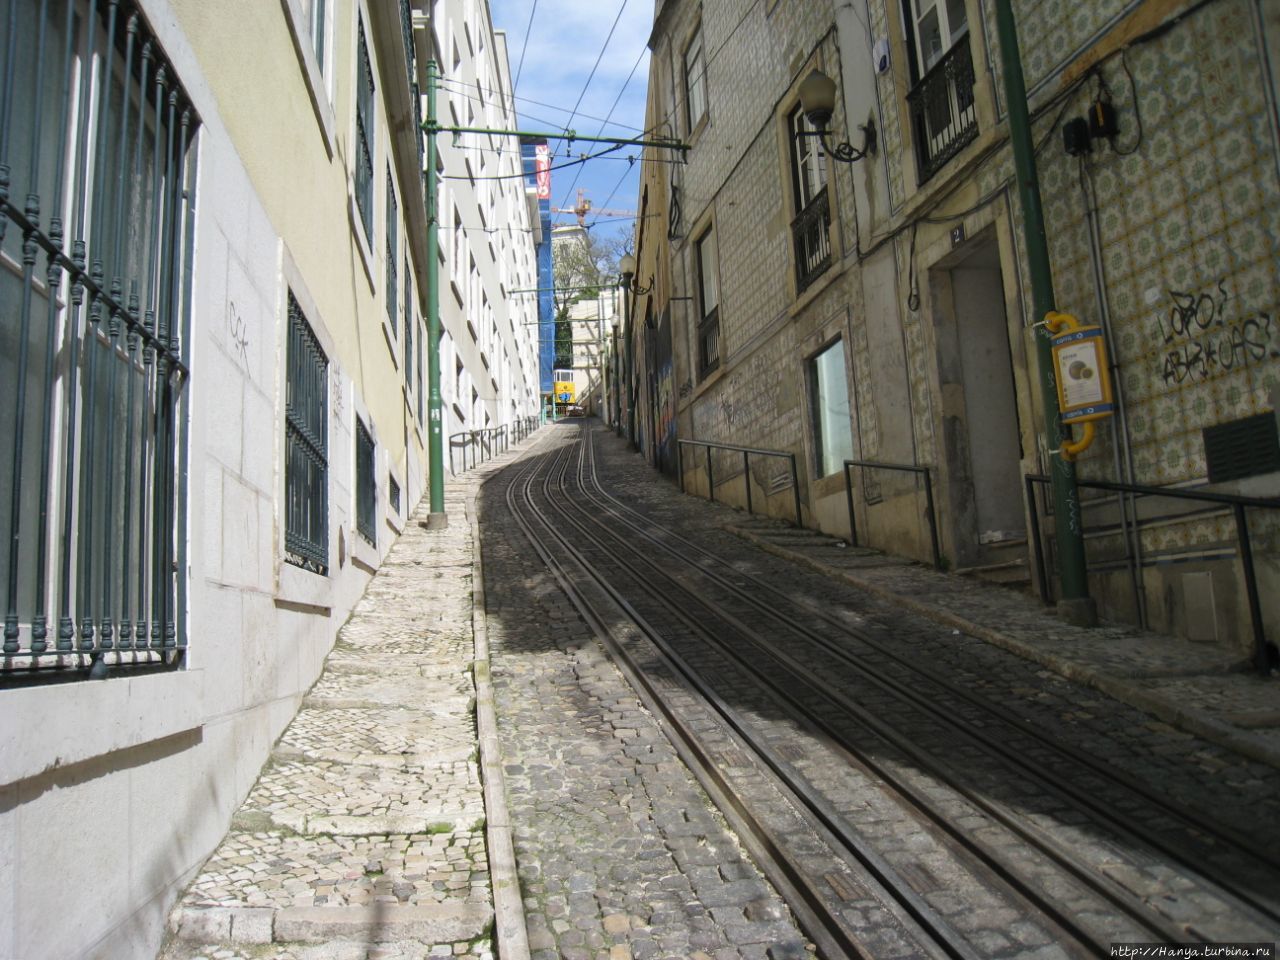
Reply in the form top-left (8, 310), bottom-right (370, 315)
top-left (1080, 159), bottom-right (1148, 627)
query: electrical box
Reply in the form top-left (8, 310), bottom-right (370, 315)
top-left (1063, 117), bottom-right (1091, 156)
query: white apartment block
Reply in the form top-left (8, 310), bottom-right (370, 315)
top-left (431, 0), bottom-right (542, 460)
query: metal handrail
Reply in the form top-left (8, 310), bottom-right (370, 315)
top-left (843, 459), bottom-right (942, 570)
top-left (1025, 473), bottom-right (1279, 674)
top-left (677, 439), bottom-right (802, 526)
top-left (449, 421), bottom-right (531, 474)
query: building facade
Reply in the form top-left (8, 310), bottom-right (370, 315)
top-left (634, 0), bottom-right (1280, 655)
top-left (0, 0), bottom-right (537, 956)
top-left (435, 9), bottom-right (542, 457)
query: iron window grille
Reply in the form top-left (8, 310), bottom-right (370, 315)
top-left (354, 16), bottom-right (375, 238)
top-left (695, 228), bottom-right (721, 376)
top-left (905, 33), bottom-right (978, 184)
top-left (355, 418), bottom-right (377, 546)
top-left (404, 272), bottom-right (414, 395)
top-left (285, 294), bottom-right (330, 575)
top-left (386, 170), bottom-right (398, 332)
top-left (388, 475), bottom-right (401, 516)
top-left (1, 0), bottom-right (198, 677)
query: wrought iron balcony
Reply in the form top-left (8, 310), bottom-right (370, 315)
top-left (906, 35), bottom-right (978, 184)
top-left (698, 307), bottom-right (721, 377)
top-left (791, 187), bottom-right (832, 294)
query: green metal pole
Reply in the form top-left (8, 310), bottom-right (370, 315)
top-left (424, 59), bottom-right (447, 528)
top-left (993, 0), bottom-right (1094, 624)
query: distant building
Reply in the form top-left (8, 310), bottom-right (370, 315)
top-left (435, 15), bottom-right (542, 454)
top-left (522, 138), bottom-right (557, 406)
top-left (634, 0), bottom-right (1280, 653)
top-left (0, 0), bottom-right (537, 955)
top-left (551, 225), bottom-right (620, 418)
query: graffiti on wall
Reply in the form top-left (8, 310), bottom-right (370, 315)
top-left (228, 300), bottom-right (251, 367)
top-left (1155, 281), bottom-right (1279, 384)
top-left (718, 350), bottom-right (784, 433)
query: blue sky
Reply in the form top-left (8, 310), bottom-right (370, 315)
top-left (488, 0), bottom-right (653, 245)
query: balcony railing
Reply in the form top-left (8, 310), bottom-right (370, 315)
top-left (698, 307), bottom-right (721, 377)
top-left (791, 187), bottom-right (832, 294)
top-left (906, 35), bottom-right (978, 184)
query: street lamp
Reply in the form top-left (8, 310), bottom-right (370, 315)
top-left (797, 68), bottom-right (876, 163)
top-left (617, 253), bottom-right (653, 295)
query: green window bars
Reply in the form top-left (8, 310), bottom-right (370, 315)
top-left (1, 0), bottom-right (198, 678)
top-left (355, 418), bottom-right (376, 546)
top-left (285, 293), bottom-right (329, 575)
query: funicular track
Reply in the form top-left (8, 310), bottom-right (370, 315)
top-left (491, 423), bottom-right (1280, 959)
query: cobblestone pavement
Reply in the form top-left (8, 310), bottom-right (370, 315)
top-left (162, 417), bottom-right (1280, 960)
top-left (160, 444), bottom-right (527, 960)
top-left (480, 466), bottom-right (815, 960)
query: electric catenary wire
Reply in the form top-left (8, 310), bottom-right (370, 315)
top-left (553, 0), bottom-right (628, 176)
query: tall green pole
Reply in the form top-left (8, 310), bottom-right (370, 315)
top-left (424, 59), bottom-right (447, 528)
top-left (993, 0), bottom-right (1094, 625)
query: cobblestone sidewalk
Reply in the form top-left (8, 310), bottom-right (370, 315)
top-left (159, 443), bottom-right (533, 960)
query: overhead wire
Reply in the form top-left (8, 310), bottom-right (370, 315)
top-left (552, 0), bottom-right (629, 186)
top-left (444, 142), bottom-right (627, 181)
top-left (435, 77), bottom-right (646, 135)
top-left (510, 0), bottom-right (540, 106)
top-left (579, 43), bottom-right (650, 231)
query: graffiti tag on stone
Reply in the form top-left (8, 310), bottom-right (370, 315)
top-left (1154, 282), bottom-right (1279, 384)
top-left (228, 301), bottom-right (250, 367)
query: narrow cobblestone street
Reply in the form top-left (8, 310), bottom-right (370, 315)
top-left (160, 472), bottom-right (506, 960)
top-left (160, 420), bottom-right (1280, 960)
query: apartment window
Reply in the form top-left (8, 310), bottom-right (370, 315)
top-left (810, 340), bottom-right (854, 478)
top-left (789, 106), bottom-right (832, 293)
top-left (903, 0), bottom-right (977, 183)
top-left (389, 475), bottom-right (402, 516)
top-left (386, 170), bottom-right (398, 332)
top-left (684, 25), bottom-right (707, 132)
top-left (286, 294), bottom-right (330, 574)
top-left (302, 0), bottom-right (327, 72)
top-left (1, 0), bottom-right (198, 673)
top-left (355, 418), bottom-right (377, 545)
top-left (354, 16), bottom-right (375, 237)
top-left (908, 0), bottom-right (967, 73)
top-left (695, 228), bottom-right (721, 376)
top-left (404, 268), bottom-right (414, 393)
top-left (417, 320), bottom-right (426, 423)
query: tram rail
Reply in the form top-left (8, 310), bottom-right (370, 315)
top-left (487, 422), bottom-right (1280, 958)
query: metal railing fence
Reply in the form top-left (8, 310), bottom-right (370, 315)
top-left (791, 187), bottom-right (831, 294)
top-left (906, 35), bottom-right (978, 183)
top-left (2, 0), bottom-right (198, 679)
top-left (449, 415), bottom-right (537, 474)
top-left (1026, 474), bottom-right (1279, 675)
top-left (843, 460), bottom-right (942, 569)
top-left (677, 439), bottom-right (802, 526)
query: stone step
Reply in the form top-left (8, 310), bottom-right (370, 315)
top-left (171, 901), bottom-right (493, 945)
top-left (230, 807), bottom-right (485, 837)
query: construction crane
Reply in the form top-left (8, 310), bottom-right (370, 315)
top-left (552, 188), bottom-right (635, 228)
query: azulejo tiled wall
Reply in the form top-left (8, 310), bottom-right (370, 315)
top-left (1039, 0), bottom-right (1280, 489)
